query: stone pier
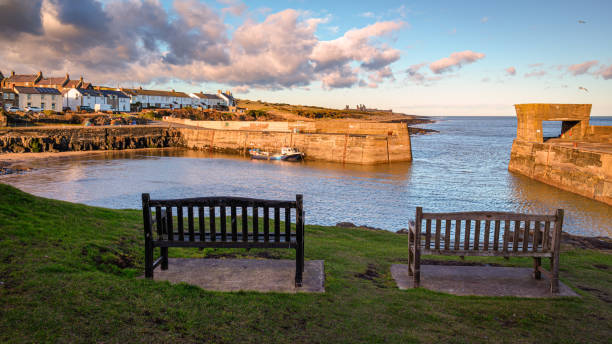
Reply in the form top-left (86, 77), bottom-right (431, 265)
top-left (508, 104), bottom-right (612, 206)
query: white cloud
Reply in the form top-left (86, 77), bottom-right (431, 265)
top-left (596, 64), bottom-right (612, 80)
top-left (0, 0), bottom-right (406, 91)
top-left (568, 60), bottom-right (598, 75)
top-left (525, 70), bottom-right (547, 78)
top-left (429, 50), bottom-right (485, 74)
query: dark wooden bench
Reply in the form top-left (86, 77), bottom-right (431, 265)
top-left (408, 207), bottom-right (564, 293)
top-left (142, 194), bottom-right (305, 286)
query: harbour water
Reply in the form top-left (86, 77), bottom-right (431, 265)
top-left (1, 116), bottom-right (611, 237)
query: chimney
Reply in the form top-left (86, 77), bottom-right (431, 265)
top-left (11, 70), bottom-right (15, 76)
top-left (139, 86), bottom-right (143, 90)
top-left (172, 89), bottom-right (175, 92)
top-left (66, 73), bottom-right (69, 79)
top-left (218, 89), bottom-right (221, 94)
top-left (80, 76), bottom-right (83, 82)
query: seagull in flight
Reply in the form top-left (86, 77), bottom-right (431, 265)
top-left (578, 86), bottom-right (589, 93)
top-left (578, 20), bottom-right (587, 24)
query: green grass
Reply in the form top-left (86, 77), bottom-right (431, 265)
top-left (0, 183), bottom-right (610, 343)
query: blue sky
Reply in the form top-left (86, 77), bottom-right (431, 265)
top-left (3, 0), bottom-right (612, 115)
top-left (170, 0), bottom-right (612, 115)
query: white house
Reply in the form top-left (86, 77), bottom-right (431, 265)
top-left (99, 90), bottom-right (130, 112)
top-left (121, 87), bottom-right (193, 109)
top-left (189, 92), bottom-right (225, 109)
top-left (217, 90), bottom-right (236, 107)
top-left (63, 88), bottom-right (105, 111)
top-left (14, 86), bottom-right (62, 111)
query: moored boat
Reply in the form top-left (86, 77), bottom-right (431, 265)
top-left (249, 147), bottom-right (305, 161)
top-left (249, 148), bottom-right (270, 160)
top-left (279, 147), bottom-right (304, 161)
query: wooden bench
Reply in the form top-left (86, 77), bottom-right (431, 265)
top-left (142, 194), bottom-right (305, 286)
top-left (408, 207), bottom-right (564, 293)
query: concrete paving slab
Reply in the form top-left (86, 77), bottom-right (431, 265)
top-left (391, 264), bottom-right (579, 297)
top-left (153, 258), bottom-right (325, 293)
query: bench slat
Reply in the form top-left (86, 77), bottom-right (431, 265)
top-left (253, 207), bottom-right (259, 242)
top-left (149, 197), bottom-right (297, 208)
top-left (434, 219), bottom-right (441, 250)
top-left (188, 207), bottom-right (194, 242)
top-left (231, 206), bottom-right (237, 241)
top-left (198, 207), bottom-right (205, 240)
top-left (483, 220), bottom-right (491, 251)
top-left (493, 220), bottom-right (500, 251)
top-left (420, 248), bottom-right (553, 258)
top-left (177, 206), bottom-right (184, 241)
top-left (421, 212), bottom-right (556, 222)
top-left (464, 220), bottom-right (471, 250)
top-left (454, 219), bottom-right (461, 250)
top-left (242, 206), bottom-right (248, 242)
top-left (543, 221), bottom-right (551, 251)
top-left (155, 206), bottom-right (162, 238)
top-left (522, 221), bottom-right (530, 252)
top-left (425, 219), bottom-right (431, 249)
top-left (285, 208), bottom-right (291, 242)
top-left (166, 207), bottom-right (173, 241)
top-left (209, 207), bottom-right (216, 242)
top-left (503, 220), bottom-right (510, 253)
top-left (444, 220), bottom-right (451, 251)
top-left (274, 207), bottom-right (281, 243)
top-left (533, 221), bottom-right (541, 252)
top-left (474, 220), bottom-right (481, 251)
top-left (512, 220), bottom-right (520, 252)
top-left (220, 206), bottom-right (227, 241)
top-left (155, 241), bottom-right (295, 249)
top-left (263, 206), bottom-right (270, 242)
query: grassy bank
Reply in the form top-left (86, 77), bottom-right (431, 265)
top-left (0, 183), bottom-right (610, 343)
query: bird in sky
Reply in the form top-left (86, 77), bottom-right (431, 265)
top-left (578, 86), bottom-right (589, 93)
top-left (578, 20), bottom-right (587, 24)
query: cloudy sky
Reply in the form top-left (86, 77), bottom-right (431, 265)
top-left (1, 0), bottom-right (611, 115)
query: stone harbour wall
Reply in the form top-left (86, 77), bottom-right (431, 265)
top-left (0, 125), bottom-right (411, 164)
top-left (178, 127), bottom-right (412, 164)
top-left (0, 126), bottom-right (182, 153)
top-left (508, 140), bottom-right (612, 206)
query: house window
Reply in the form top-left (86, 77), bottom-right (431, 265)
top-left (41, 102), bottom-right (45, 109)
top-left (52, 103), bottom-right (56, 110)
top-left (27, 102), bottom-right (31, 107)
top-left (27, 94), bottom-right (31, 100)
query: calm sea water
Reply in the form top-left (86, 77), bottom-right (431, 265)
top-left (1, 116), bottom-right (611, 237)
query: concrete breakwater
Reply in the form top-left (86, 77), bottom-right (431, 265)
top-left (508, 104), bottom-right (612, 206)
top-left (0, 122), bottom-right (412, 164)
top-left (179, 127), bottom-right (411, 164)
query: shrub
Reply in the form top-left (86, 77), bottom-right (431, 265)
top-left (29, 138), bottom-right (41, 153)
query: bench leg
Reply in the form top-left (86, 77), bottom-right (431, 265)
top-left (413, 246), bottom-right (420, 288)
top-left (144, 242), bottom-right (154, 279)
top-left (550, 256), bottom-right (560, 293)
top-left (295, 246), bottom-right (303, 287)
top-left (161, 247), bottom-right (169, 270)
top-left (532, 257), bottom-right (541, 280)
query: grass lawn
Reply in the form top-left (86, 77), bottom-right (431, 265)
top-left (0, 183), bottom-right (610, 343)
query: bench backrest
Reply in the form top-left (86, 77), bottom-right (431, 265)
top-left (414, 207), bottom-right (564, 254)
top-left (142, 194), bottom-right (304, 244)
